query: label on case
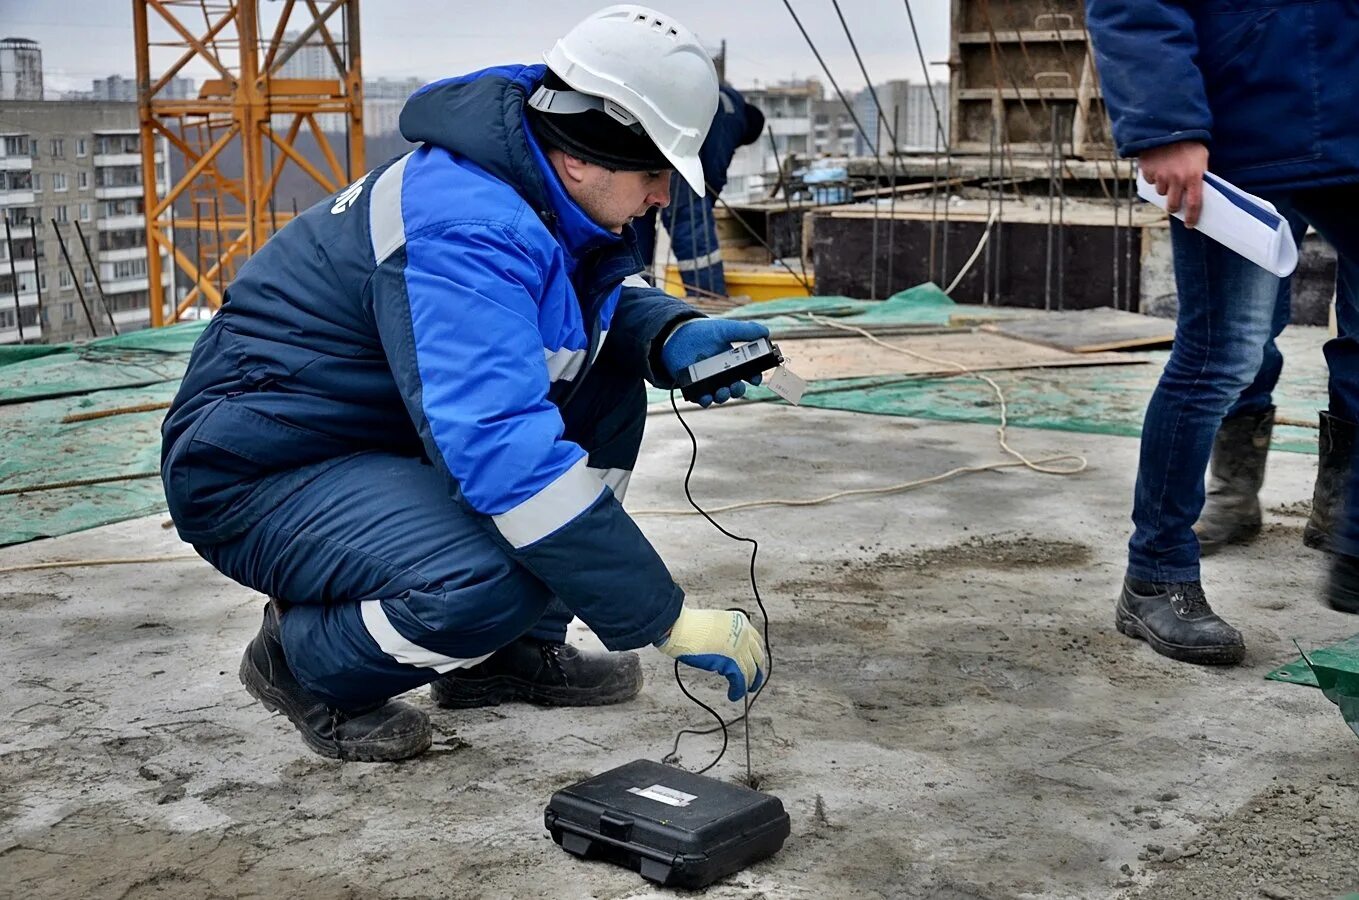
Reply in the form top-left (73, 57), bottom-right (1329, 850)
top-left (628, 783), bottom-right (698, 807)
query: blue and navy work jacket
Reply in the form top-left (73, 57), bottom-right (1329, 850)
top-left (1087, 0), bottom-right (1359, 192)
top-left (161, 65), bottom-right (700, 650)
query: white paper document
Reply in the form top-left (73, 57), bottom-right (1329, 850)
top-left (1137, 171), bottom-right (1297, 277)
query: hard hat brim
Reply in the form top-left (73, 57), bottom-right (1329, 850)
top-left (671, 154), bottom-right (707, 198)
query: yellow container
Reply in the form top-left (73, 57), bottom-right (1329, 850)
top-left (661, 263), bottom-right (814, 302)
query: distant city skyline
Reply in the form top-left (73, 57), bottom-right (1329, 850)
top-left (0, 0), bottom-right (950, 97)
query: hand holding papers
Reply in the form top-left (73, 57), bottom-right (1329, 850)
top-left (1137, 171), bottom-right (1298, 277)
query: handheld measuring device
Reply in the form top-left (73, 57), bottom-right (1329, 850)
top-left (674, 337), bottom-right (784, 404)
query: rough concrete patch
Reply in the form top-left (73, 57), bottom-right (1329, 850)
top-left (1129, 773), bottom-right (1359, 899)
top-left (0, 811), bottom-right (369, 900)
top-left (879, 535), bottom-right (1095, 571)
top-left (0, 592), bottom-right (67, 611)
top-left (775, 535), bottom-right (1094, 600)
top-left (1269, 500), bottom-right (1313, 519)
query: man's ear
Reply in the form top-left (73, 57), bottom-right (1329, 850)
top-left (556, 150), bottom-right (593, 186)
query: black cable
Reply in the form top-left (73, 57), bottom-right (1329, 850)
top-left (663, 390), bottom-right (773, 775)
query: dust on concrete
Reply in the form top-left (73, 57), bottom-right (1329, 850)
top-left (1, 812), bottom-right (369, 900)
top-left (1269, 500), bottom-right (1314, 519)
top-left (1128, 773), bottom-right (1359, 899)
top-left (875, 535), bottom-right (1095, 571)
top-left (0, 591), bottom-right (67, 611)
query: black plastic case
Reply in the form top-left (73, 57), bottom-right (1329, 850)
top-left (544, 759), bottom-right (790, 889)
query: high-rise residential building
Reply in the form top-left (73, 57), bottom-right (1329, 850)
top-left (276, 31), bottom-right (335, 81)
top-left (363, 77), bottom-right (424, 137)
top-left (0, 101), bottom-right (173, 344)
top-left (726, 79), bottom-right (823, 201)
top-left (0, 38), bottom-right (43, 101)
top-left (276, 31), bottom-right (347, 131)
top-left (854, 81), bottom-right (949, 154)
top-left (80, 74), bottom-right (195, 103)
top-left (815, 97), bottom-right (859, 157)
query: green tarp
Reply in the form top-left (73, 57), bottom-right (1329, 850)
top-left (0, 323), bottom-right (206, 546)
top-left (1267, 636), bottom-right (1359, 738)
top-left (0, 287), bottom-right (1333, 546)
top-left (649, 286), bottom-right (1328, 456)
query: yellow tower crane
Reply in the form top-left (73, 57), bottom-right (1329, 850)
top-left (133, 0), bottom-right (365, 326)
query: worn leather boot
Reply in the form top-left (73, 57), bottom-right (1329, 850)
top-left (429, 637), bottom-right (642, 709)
top-left (239, 601), bottom-right (432, 761)
top-left (1304, 411), bottom-right (1356, 551)
top-left (1324, 552), bottom-right (1359, 614)
top-left (1115, 577), bottom-right (1246, 665)
top-left (1196, 407), bottom-right (1273, 555)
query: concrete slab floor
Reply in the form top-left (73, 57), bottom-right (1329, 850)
top-left (2, 404), bottom-right (1356, 899)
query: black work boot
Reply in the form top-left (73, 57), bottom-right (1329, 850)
top-left (239, 601), bottom-right (432, 761)
top-left (1115, 577), bottom-right (1246, 665)
top-left (1304, 411), bottom-right (1356, 551)
top-left (1324, 553), bottom-right (1359, 614)
top-left (1195, 406), bottom-right (1273, 555)
top-left (429, 636), bottom-right (642, 709)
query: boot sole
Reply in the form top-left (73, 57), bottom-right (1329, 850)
top-left (432, 670), bottom-right (642, 710)
top-left (1303, 523), bottom-right (1332, 552)
top-left (1114, 604), bottom-right (1245, 666)
top-left (238, 649), bottom-right (431, 762)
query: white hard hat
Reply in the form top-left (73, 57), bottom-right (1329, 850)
top-left (530, 5), bottom-right (719, 195)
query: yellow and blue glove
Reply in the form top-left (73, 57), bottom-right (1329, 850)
top-left (656, 607), bottom-right (766, 701)
top-left (660, 318), bottom-right (771, 407)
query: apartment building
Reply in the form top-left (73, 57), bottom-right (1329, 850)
top-left (0, 100), bottom-right (171, 343)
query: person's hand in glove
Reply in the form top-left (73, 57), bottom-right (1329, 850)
top-left (660, 318), bottom-right (772, 407)
top-left (655, 607), bottom-right (766, 701)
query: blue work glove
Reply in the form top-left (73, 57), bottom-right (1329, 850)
top-left (660, 318), bottom-right (772, 407)
top-left (656, 607), bottom-right (766, 701)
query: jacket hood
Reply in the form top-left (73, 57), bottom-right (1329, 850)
top-left (399, 64), bottom-right (625, 261)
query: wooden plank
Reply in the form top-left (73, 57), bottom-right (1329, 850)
top-left (980, 307), bottom-right (1175, 353)
top-left (775, 331), bottom-right (1142, 381)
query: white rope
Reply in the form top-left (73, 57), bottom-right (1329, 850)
top-left (944, 209), bottom-right (998, 296)
top-left (634, 310), bottom-right (1087, 517)
top-left (801, 313), bottom-right (1087, 476)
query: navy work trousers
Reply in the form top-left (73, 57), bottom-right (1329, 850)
top-left (200, 353), bottom-right (648, 709)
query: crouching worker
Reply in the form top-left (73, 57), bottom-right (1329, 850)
top-left (160, 5), bottom-right (768, 762)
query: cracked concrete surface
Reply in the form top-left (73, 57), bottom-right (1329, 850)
top-left (2, 404), bottom-right (1356, 898)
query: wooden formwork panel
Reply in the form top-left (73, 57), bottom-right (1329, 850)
top-left (956, 0), bottom-right (1085, 32)
top-left (950, 0), bottom-right (1114, 158)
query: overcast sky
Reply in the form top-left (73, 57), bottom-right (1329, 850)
top-left (0, 0), bottom-right (950, 95)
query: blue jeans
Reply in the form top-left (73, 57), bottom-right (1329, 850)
top-left (1129, 184), bottom-right (1359, 582)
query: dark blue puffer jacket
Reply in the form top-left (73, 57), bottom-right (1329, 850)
top-left (161, 64), bottom-right (699, 650)
top-left (1087, 0), bottom-right (1359, 191)
top-left (700, 83), bottom-right (764, 195)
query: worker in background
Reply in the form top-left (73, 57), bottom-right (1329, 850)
top-left (160, 5), bottom-right (767, 762)
top-left (632, 82), bottom-right (765, 297)
top-left (1087, 0), bottom-right (1359, 664)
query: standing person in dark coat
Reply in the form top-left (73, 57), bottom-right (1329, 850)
top-left (1087, 0), bottom-right (1359, 664)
